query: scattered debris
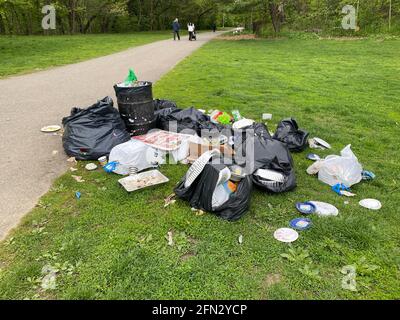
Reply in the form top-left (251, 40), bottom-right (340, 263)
top-left (359, 199), bottom-right (382, 210)
top-left (52, 150), bottom-right (59, 156)
top-left (274, 228), bottom-right (299, 243)
top-left (332, 184), bottom-right (356, 197)
top-left (118, 170), bottom-right (169, 193)
top-left (290, 218), bottom-right (312, 231)
top-left (40, 265), bottom-right (58, 290)
top-left (362, 170), bottom-right (376, 181)
top-left (70, 167), bottom-right (78, 172)
top-left (296, 202), bottom-right (317, 215)
top-left (166, 231), bottom-right (174, 246)
top-left (238, 234), bottom-right (244, 244)
top-left (85, 163), bottom-right (98, 171)
top-left (307, 153), bottom-right (321, 161)
top-left (262, 113), bottom-right (273, 121)
top-left (309, 201), bottom-right (339, 217)
top-left (98, 156), bottom-right (108, 167)
top-left (71, 175), bottom-right (85, 183)
top-left (309, 137), bottom-right (331, 150)
top-left (67, 157), bottom-right (77, 165)
top-left (41, 125), bottom-right (61, 133)
top-left (75, 192), bottom-right (81, 199)
top-left (164, 194), bottom-right (177, 208)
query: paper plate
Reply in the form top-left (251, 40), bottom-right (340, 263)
top-left (359, 199), bottom-right (382, 210)
top-left (309, 201), bottom-right (339, 217)
top-left (296, 202), bottom-right (316, 215)
top-left (274, 228), bottom-right (299, 243)
top-left (41, 125), bottom-right (61, 133)
top-left (290, 218), bottom-right (312, 231)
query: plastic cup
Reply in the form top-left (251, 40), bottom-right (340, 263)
top-left (98, 156), bottom-right (108, 167)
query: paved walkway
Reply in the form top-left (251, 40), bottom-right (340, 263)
top-left (0, 31), bottom-right (223, 240)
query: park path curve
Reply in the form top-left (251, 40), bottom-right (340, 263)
top-left (0, 31), bottom-right (223, 240)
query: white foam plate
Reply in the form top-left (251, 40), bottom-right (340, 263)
top-left (274, 228), bottom-right (299, 243)
top-left (309, 201), bottom-right (339, 217)
top-left (41, 125), bottom-right (61, 133)
top-left (313, 137), bottom-right (331, 149)
top-left (359, 199), bottom-right (382, 210)
top-left (255, 169), bottom-right (285, 183)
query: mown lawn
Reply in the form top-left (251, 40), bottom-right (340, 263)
top-left (0, 32), bottom-right (171, 78)
top-left (0, 36), bottom-right (399, 300)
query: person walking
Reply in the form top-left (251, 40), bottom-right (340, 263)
top-left (212, 23), bottom-right (217, 32)
top-left (172, 18), bottom-right (181, 41)
top-left (188, 22), bottom-right (195, 41)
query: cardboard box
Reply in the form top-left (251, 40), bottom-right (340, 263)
top-left (187, 140), bottom-right (235, 163)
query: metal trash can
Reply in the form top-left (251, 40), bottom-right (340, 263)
top-left (114, 81), bottom-right (156, 136)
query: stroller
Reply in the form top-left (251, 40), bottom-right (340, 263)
top-left (191, 30), bottom-right (197, 41)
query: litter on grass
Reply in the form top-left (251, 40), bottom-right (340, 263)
top-left (290, 218), bottom-right (312, 231)
top-left (309, 137), bottom-right (331, 150)
top-left (359, 199), bottom-right (382, 210)
top-left (296, 202), bottom-right (317, 215)
top-left (71, 175), bottom-right (85, 183)
top-left (41, 125), bottom-right (61, 133)
top-left (118, 170), bottom-right (169, 193)
top-left (309, 201), bottom-right (339, 217)
top-left (274, 228), bottom-right (299, 243)
top-left (85, 163), bottom-right (98, 171)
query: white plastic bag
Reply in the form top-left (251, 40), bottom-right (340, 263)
top-left (109, 140), bottom-right (166, 175)
top-left (318, 145), bottom-right (363, 187)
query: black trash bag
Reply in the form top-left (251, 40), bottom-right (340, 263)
top-left (154, 105), bottom-right (181, 129)
top-left (62, 96), bottom-right (130, 160)
top-left (273, 118), bottom-right (309, 152)
top-left (175, 163), bottom-right (252, 221)
top-left (153, 99), bottom-right (178, 111)
top-left (234, 135), bottom-right (296, 193)
top-left (158, 107), bottom-right (210, 135)
top-left (233, 122), bottom-right (271, 147)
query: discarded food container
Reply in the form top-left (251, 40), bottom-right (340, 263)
top-left (118, 170), bottom-right (169, 192)
top-left (114, 81), bottom-right (156, 136)
top-left (98, 156), bottom-right (108, 167)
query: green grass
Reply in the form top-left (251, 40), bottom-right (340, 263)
top-left (0, 32), bottom-right (171, 78)
top-left (1, 37), bottom-right (400, 300)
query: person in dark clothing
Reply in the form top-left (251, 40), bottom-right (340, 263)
top-left (212, 23), bottom-right (217, 32)
top-left (172, 18), bottom-right (181, 40)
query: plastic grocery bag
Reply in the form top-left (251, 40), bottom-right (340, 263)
top-left (108, 139), bottom-right (166, 175)
top-left (318, 145), bottom-right (363, 187)
top-left (124, 69), bottom-right (138, 86)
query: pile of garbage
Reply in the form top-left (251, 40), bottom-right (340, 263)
top-left (58, 69), bottom-right (379, 240)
